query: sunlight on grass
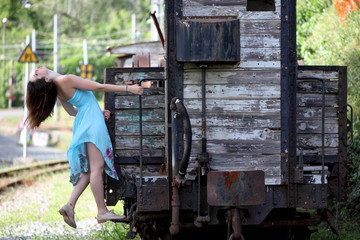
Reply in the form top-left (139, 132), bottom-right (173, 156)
top-left (0, 170), bottom-right (98, 229)
top-left (0, 169), bottom-right (132, 239)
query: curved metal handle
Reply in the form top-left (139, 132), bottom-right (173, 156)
top-left (343, 104), bottom-right (353, 147)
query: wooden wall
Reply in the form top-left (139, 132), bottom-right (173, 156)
top-left (108, 70), bottom-right (166, 180)
top-left (297, 69), bottom-right (342, 156)
top-left (180, 0), bottom-right (282, 184)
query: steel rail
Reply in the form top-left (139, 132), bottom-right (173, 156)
top-left (0, 159), bottom-right (68, 190)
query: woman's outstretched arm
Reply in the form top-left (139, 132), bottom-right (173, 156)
top-left (62, 74), bottom-right (144, 95)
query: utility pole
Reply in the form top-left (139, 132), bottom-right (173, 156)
top-left (2, 18), bottom-right (7, 107)
top-left (8, 60), bottom-right (13, 108)
top-left (83, 39), bottom-right (88, 65)
top-left (23, 35), bottom-right (30, 159)
top-left (31, 29), bottom-right (36, 81)
top-left (53, 14), bottom-right (60, 121)
top-left (131, 14), bottom-right (136, 43)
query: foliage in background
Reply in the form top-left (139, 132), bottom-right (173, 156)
top-left (297, 0), bottom-right (333, 58)
top-left (297, 1), bottom-right (360, 239)
top-left (0, 0), bottom-right (153, 108)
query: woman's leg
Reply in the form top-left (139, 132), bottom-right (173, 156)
top-left (60, 167), bottom-right (90, 228)
top-left (86, 142), bottom-right (108, 215)
top-left (67, 171), bottom-right (90, 208)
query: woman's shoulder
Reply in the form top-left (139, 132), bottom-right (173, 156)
top-left (56, 74), bottom-right (77, 82)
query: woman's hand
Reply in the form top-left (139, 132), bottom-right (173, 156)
top-left (103, 109), bottom-right (111, 121)
top-left (128, 85), bottom-right (144, 95)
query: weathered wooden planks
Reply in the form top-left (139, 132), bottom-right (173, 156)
top-left (185, 99), bottom-right (280, 113)
top-left (191, 140), bottom-right (280, 155)
top-left (184, 69), bottom-right (281, 185)
top-left (182, 0), bottom-right (281, 19)
top-left (184, 84), bottom-right (280, 99)
top-left (191, 127), bottom-right (280, 141)
top-left (296, 69), bottom-right (342, 157)
top-left (240, 20), bottom-right (280, 34)
top-left (184, 69), bottom-right (281, 84)
top-left (190, 112), bottom-right (281, 128)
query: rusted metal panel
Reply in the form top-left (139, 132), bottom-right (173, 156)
top-left (207, 170), bottom-right (265, 206)
top-left (296, 184), bottom-right (327, 209)
top-left (138, 186), bottom-right (168, 211)
top-left (176, 19), bottom-right (239, 62)
top-left (137, 186), bottom-right (169, 212)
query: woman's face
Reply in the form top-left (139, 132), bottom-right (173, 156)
top-left (30, 67), bottom-right (49, 82)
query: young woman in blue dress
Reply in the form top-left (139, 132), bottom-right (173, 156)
top-left (27, 67), bottom-right (143, 228)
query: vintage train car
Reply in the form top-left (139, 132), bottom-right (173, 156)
top-left (103, 0), bottom-right (351, 239)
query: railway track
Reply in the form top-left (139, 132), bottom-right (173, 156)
top-left (0, 159), bottom-right (69, 190)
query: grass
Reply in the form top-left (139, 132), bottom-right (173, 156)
top-left (0, 170), bottom-right (132, 239)
top-left (0, 100), bottom-right (135, 239)
top-left (311, 222), bottom-right (360, 240)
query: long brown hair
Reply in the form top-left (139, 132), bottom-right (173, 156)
top-left (26, 77), bottom-right (58, 128)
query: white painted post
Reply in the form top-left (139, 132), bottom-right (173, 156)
top-left (83, 39), bottom-right (88, 65)
top-left (23, 35), bottom-right (30, 159)
top-left (53, 14), bottom-right (59, 121)
top-left (31, 29), bottom-right (36, 76)
top-left (131, 14), bottom-right (136, 43)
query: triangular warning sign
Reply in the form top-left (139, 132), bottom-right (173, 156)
top-left (18, 44), bottom-right (39, 63)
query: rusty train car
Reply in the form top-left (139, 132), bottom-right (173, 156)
top-left (103, 0), bottom-right (352, 239)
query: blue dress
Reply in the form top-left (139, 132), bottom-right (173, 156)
top-left (67, 89), bottom-right (119, 186)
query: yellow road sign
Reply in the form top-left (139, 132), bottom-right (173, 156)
top-left (18, 44), bottom-right (39, 63)
top-left (80, 64), bottom-right (93, 79)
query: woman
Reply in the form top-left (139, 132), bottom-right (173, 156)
top-left (26, 67), bottom-right (143, 228)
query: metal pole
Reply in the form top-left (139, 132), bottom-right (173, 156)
top-left (8, 60), bottom-right (13, 108)
top-left (53, 14), bottom-right (59, 121)
top-left (131, 14), bottom-right (136, 43)
top-left (23, 35), bottom-right (30, 159)
top-left (31, 30), bottom-right (36, 76)
top-left (2, 18), bottom-right (7, 105)
top-left (83, 39), bottom-right (88, 65)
